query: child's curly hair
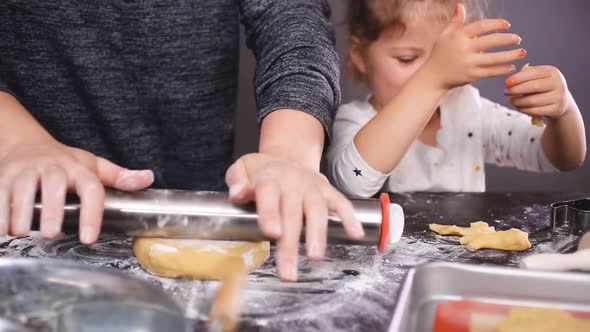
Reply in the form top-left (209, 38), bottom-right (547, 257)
top-left (346, 0), bottom-right (487, 81)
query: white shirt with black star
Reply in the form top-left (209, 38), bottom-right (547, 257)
top-left (327, 85), bottom-right (558, 198)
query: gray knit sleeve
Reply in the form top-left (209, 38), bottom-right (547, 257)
top-left (0, 74), bottom-right (12, 95)
top-left (239, 0), bottom-right (341, 138)
top-left (0, 61), bottom-right (14, 96)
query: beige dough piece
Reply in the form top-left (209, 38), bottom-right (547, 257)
top-left (133, 238), bottom-right (270, 280)
top-left (459, 228), bottom-right (531, 252)
top-left (429, 221), bottom-right (496, 236)
top-left (497, 307), bottom-right (590, 332)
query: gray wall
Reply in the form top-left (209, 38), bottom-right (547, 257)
top-left (234, 0), bottom-right (590, 192)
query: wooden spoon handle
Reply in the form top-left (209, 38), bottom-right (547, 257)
top-left (207, 268), bottom-right (247, 332)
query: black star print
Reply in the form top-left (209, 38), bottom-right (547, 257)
top-left (507, 113), bottom-right (512, 116)
top-left (467, 132), bottom-right (473, 138)
top-left (353, 168), bottom-right (362, 176)
top-left (508, 131), bottom-right (512, 136)
top-left (530, 137), bottom-right (535, 143)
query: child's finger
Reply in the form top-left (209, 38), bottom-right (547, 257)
top-left (462, 19), bottom-right (511, 38)
top-left (517, 105), bottom-right (556, 117)
top-left (504, 77), bottom-right (554, 96)
top-left (505, 66), bottom-right (552, 87)
top-left (471, 33), bottom-right (521, 51)
top-left (474, 64), bottom-right (516, 79)
top-left (509, 91), bottom-right (555, 109)
top-left (477, 48), bottom-right (526, 66)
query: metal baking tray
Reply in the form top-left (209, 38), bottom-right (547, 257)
top-left (0, 258), bottom-right (187, 332)
top-left (387, 262), bottom-right (590, 332)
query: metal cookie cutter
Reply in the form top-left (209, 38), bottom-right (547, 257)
top-left (551, 198), bottom-right (590, 233)
top-left (520, 200), bottom-right (590, 272)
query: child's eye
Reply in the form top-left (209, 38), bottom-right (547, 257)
top-left (397, 57), bottom-right (417, 64)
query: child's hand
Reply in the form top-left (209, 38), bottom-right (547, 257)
top-left (0, 139), bottom-right (153, 242)
top-left (505, 65), bottom-right (572, 120)
top-left (423, 4), bottom-right (525, 90)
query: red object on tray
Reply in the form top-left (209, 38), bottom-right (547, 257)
top-left (432, 300), bottom-right (590, 332)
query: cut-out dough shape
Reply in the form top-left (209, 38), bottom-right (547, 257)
top-left (429, 221), bottom-right (496, 236)
top-left (459, 228), bottom-right (531, 252)
top-left (497, 307), bottom-right (590, 332)
top-left (133, 238), bottom-right (270, 280)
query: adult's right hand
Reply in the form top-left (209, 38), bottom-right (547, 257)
top-left (0, 139), bottom-right (153, 243)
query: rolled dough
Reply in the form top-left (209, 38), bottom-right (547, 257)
top-left (429, 221), bottom-right (495, 236)
top-left (133, 238), bottom-right (270, 280)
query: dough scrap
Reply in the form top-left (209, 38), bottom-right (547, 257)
top-left (429, 221), bottom-right (531, 252)
top-left (429, 221), bottom-right (495, 236)
top-left (133, 238), bottom-right (270, 280)
top-left (497, 307), bottom-right (590, 332)
top-left (459, 228), bottom-right (531, 252)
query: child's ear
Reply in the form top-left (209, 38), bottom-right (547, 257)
top-left (443, 3), bottom-right (466, 35)
top-left (348, 36), bottom-right (367, 78)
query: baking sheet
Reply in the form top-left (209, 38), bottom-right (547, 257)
top-left (387, 262), bottom-right (590, 332)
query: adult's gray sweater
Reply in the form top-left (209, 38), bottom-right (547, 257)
top-left (0, 0), bottom-right (340, 190)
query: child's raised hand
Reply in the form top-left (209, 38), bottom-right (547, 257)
top-left (505, 65), bottom-right (571, 120)
top-left (423, 4), bottom-right (525, 90)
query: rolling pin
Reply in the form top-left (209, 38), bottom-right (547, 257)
top-left (31, 189), bottom-right (404, 253)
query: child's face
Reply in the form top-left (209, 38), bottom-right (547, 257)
top-left (351, 16), bottom-right (447, 109)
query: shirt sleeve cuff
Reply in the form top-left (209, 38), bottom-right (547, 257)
top-left (330, 140), bottom-right (390, 198)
